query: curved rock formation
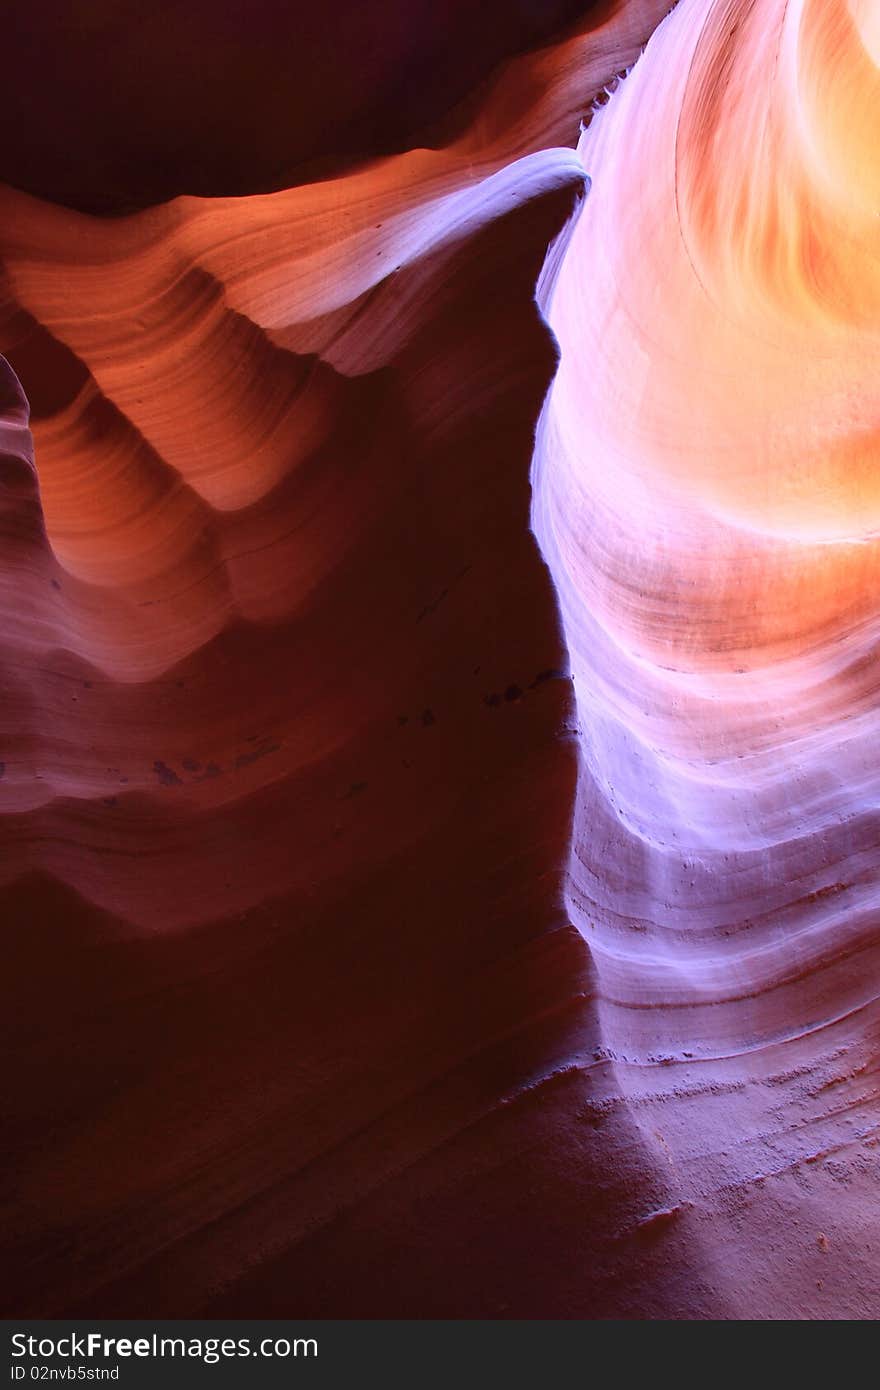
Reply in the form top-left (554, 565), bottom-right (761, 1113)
top-left (533, 0), bottom-right (880, 1315)
top-left (2, 0), bottom-right (877, 1320)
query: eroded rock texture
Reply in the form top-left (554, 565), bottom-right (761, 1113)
top-left (533, 0), bottom-right (880, 1315)
top-left (1, 0), bottom-right (877, 1319)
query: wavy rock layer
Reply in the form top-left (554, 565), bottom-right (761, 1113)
top-left (533, 0), bottom-right (880, 1316)
top-left (0, 3), bottom-right (701, 1319)
top-left (2, 0), bottom-right (877, 1319)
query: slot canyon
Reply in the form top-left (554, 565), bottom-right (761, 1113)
top-left (1, 0), bottom-right (878, 1319)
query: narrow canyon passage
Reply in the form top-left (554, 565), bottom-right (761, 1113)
top-left (1, 0), bottom-right (877, 1318)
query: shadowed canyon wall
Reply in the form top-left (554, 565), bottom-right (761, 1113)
top-left (1, 0), bottom-right (878, 1318)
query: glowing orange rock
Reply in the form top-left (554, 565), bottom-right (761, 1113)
top-left (533, 0), bottom-right (880, 1310)
top-left (3, 0), bottom-right (878, 1321)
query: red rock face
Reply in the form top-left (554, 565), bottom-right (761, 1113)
top-left (1, 0), bottom-right (877, 1319)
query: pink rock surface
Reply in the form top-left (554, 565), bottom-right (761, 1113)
top-left (1, 0), bottom-right (877, 1318)
top-left (532, 0), bottom-right (880, 1314)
